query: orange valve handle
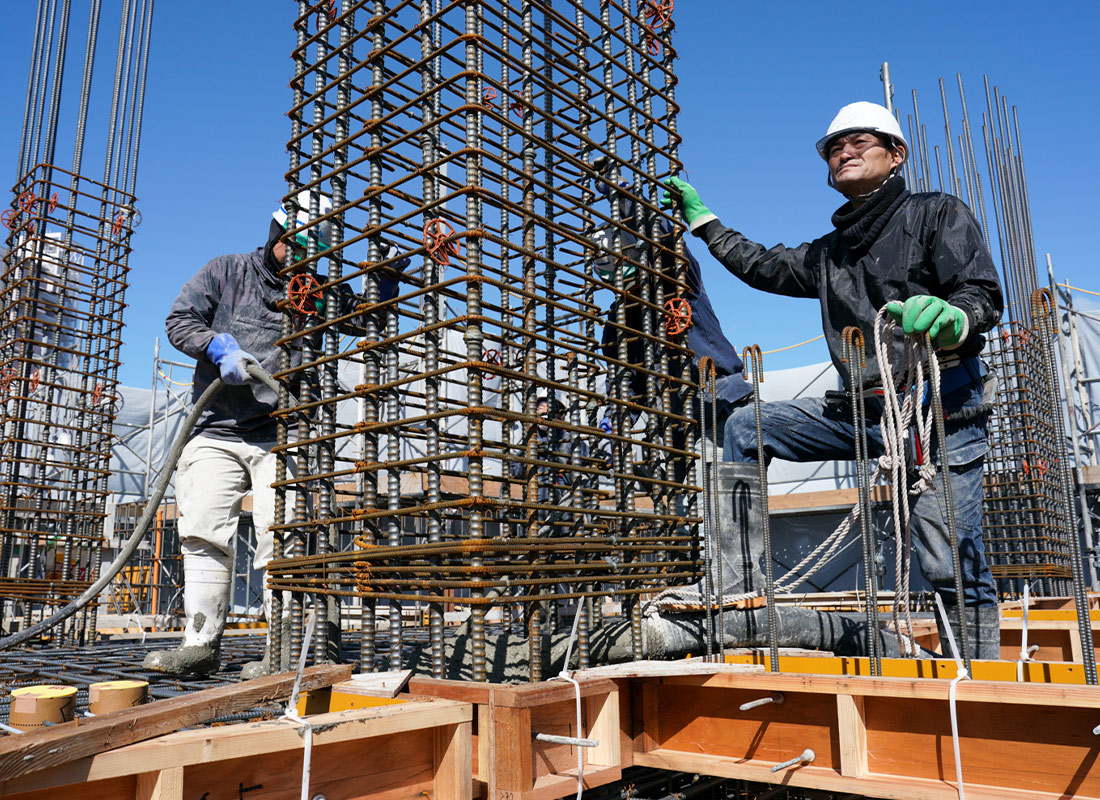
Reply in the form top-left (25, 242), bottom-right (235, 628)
top-left (288, 273), bottom-right (324, 316)
top-left (423, 218), bottom-right (459, 266)
top-left (664, 297), bottom-right (692, 336)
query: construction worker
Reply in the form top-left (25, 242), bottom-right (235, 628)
top-left (663, 101), bottom-right (1004, 658)
top-left (593, 172), bottom-right (757, 604)
top-left (145, 192), bottom-right (360, 676)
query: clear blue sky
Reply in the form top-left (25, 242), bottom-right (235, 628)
top-left (2, 1), bottom-right (1097, 388)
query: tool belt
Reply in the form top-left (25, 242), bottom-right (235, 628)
top-left (825, 356), bottom-right (997, 422)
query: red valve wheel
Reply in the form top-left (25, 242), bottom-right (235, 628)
top-left (423, 218), bottom-right (459, 266)
top-left (664, 297), bottom-right (692, 336)
top-left (1, 209), bottom-right (21, 230)
top-left (483, 87), bottom-right (497, 110)
top-left (643, 0), bottom-right (674, 28)
top-left (484, 348), bottom-right (501, 366)
top-left (0, 368), bottom-right (15, 395)
top-left (28, 369), bottom-right (40, 395)
top-left (92, 382), bottom-right (104, 405)
top-left (17, 191), bottom-right (38, 213)
top-left (510, 93), bottom-right (524, 118)
top-left (48, 192), bottom-right (59, 213)
top-left (112, 212), bottom-right (127, 237)
top-left (288, 273), bottom-right (324, 316)
top-left (646, 36), bottom-right (662, 55)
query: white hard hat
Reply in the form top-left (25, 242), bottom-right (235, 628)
top-left (816, 101), bottom-right (908, 163)
top-left (273, 189), bottom-right (333, 250)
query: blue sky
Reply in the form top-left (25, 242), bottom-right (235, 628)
top-left (1, 1), bottom-right (1097, 388)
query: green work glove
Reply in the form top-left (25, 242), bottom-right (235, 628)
top-left (885, 295), bottom-right (968, 348)
top-left (661, 176), bottom-right (716, 231)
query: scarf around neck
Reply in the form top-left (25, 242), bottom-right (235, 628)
top-left (830, 174), bottom-right (909, 255)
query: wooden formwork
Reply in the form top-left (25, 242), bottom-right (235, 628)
top-left (0, 697), bottom-right (471, 800)
top-left (408, 676), bottom-right (627, 800)
top-left (631, 669), bottom-right (1100, 800)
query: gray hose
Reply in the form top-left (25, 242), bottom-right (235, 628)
top-left (0, 364), bottom-right (287, 650)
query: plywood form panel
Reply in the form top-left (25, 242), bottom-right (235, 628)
top-left (650, 683), bottom-right (840, 770)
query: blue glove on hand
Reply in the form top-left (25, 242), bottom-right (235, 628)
top-left (884, 296), bottom-right (969, 348)
top-left (206, 333), bottom-right (259, 386)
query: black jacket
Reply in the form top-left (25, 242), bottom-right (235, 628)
top-left (696, 191), bottom-right (1003, 390)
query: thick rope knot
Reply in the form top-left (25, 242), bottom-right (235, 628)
top-left (877, 453), bottom-right (901, 472)
top-left (910, 462), bottom-right (938, 495)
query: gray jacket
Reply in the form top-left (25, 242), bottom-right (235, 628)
top-left (165, 247), bottom-right (290, 440)
top-left (166, 248), bottom-right (294, 442)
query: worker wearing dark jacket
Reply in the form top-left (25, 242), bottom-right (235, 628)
top-left (144, 193), bottom-right (363, 676)
top-left (664, 102), bottom-right (1004, 657)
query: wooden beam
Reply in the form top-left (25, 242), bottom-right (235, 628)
top-left (135, 767), bottom-right (182, 800)
top-left (434, 721), bottom-right (473, 800)
top-left (0, 664), bottom-right (351, 782)
top-left (663, 669), bottom-right (1100, 707)
top-left (584, 689), bottom-right (620, 768)
top-left (1, 698), bottom-right (470, 797)
top-left (835, 694), bottom-right (867, 778)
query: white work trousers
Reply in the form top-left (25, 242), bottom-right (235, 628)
top-left (176, 435), bottom-right (294, 572)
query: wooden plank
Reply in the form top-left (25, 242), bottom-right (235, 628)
top-left (572, 660), bottom-right (763, 679)
top-left (409, 676), bottom-right (618, 709)
top-left (0, 664), bottom-right (352, 783)
top-left (835, 694), bottom-right (867, 778)
top-left (584, 689), bottom-right (620, 768)
top-left (135, 767), bottom-right (183, 800)
top-left (492, 706), bottom-right (533, 793)
top-left (635, 748), bottom-right (1083, 800)
top-left (477, 703), bottom-right (492, 784)
top-left (723, 651), bottom-right (1090, 684)
top-left (183, 725), bottom-right (436, 800)
top-left (1, 775), bottom-right (135, 800)
top-left (666, 669), bottom-right (1100, 707)
top-left (768, 484), bottom-right (890, 512)
top-left (333, 669), bottom-right (413, 699)
top-left (637, 682), bottom-right (658, 754)
top-left (0, 698), bottom-right (468, 796)
top-left (434, 721), bottom-right (473, 800)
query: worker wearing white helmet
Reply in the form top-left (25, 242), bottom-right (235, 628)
top-left (663, 101), bottom-right (1004, 658)
top-left (146, 190), bottom-right (374, 677)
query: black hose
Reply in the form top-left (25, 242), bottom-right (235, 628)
top-left (0, 363), bottom-right (288, 651)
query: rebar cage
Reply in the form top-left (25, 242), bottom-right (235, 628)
top-left (265, 0), bottom-right (702, 680)
top-left (0, 165), bottom-right (136, 642)
top-left (0, 0), bottom-right (152, 644)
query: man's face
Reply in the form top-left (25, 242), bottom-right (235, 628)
top-left (827, 132), bottom-right (905, 197)
top-left (272, 238), bottom-right (310, 272)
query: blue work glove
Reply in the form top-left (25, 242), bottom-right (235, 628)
top-left (885, 296), bottom-right (968, 348)
top-left (206, 333), bottom-right (259, 386)
top-left (660, 176), bottom-right (716, 231)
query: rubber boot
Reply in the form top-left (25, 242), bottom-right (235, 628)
top-left (668, 461), bottom-right (766, 603)
top-left (143, 542), bottom-right (232, 675)
top-left (715, 461), bottom-right (767, 596)
top-left (936, 604), bottom-right (1001, 661)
